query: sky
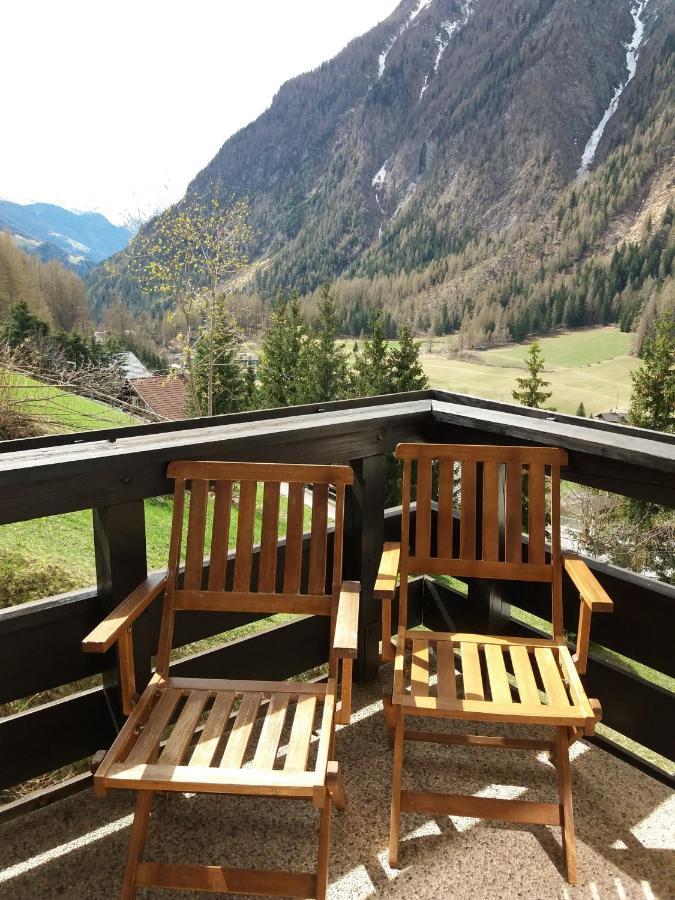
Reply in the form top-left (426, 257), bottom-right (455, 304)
top-left (0, 0), bottom-right (398, 226)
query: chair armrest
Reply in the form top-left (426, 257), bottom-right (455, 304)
top-left (82, 573), bottom-right (167, 653)
top-left (376, 542), bottom-right (400, 663)
top-left (374, 542), bottom-right (400, 599)
top-left (563, 554), bottom-right (614, 612)
top-left (333, 581), bottom-right (360, 658)
top-left (563, 554), bottom-right (613, 675)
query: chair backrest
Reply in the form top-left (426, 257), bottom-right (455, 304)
top-left (155, 460), bottom-right (354, 676)
top-left (395, 443), bottom-right (568, 638)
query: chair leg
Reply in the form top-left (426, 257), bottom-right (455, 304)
top-left (389, 708), bottom-right (405, 869)
top-left (382, 689), bottom-right (395, 746)
top-left (555, 726), bottom-right (577, 885)
top-left (120, 790), bottom-right (154, 900)
top-left (316, 791), bottom-right (333, 900)
top-left (327, 761), bottom-right (347, 811)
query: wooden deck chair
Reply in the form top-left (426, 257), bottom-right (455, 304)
top-left (82, 460), bottom-right (359, 899)
top-left (379, 444), bottom-right (613, 884)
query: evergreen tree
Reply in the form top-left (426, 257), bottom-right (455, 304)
top-left (300, 283), bottom-right (350, 403)
top-left (191, 311), bottom-right (247, 415)
top-left (389, 326), bottom-right (429, 392)
top-left (511, 341), bottom-right (553, 409)
top-left (1, 301), bottom-right (49, 346)
top-left (257, 293), bottom-right (307, 407)
top-left (352, 314), bottom-right (391, 396)
top-left (576, 401), bottom-right (586, 417)
top-left (629, 314), bottom-right (675, 432)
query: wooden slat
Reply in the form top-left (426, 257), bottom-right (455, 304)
top-left (401, 790), bottom-right (562, 825)
top-left (169, 677), bottom-right (327, 695)
top-left (509, 645), bottom-right (541, 706)
top-left (136, 862), bottom-right (316, 897)
top-left (283, 481), bottom-right (305, 594)
top-left (220, 692), bottom-right (262, 768)
top-left (190, 691), bottom-right (236, 767)
top-left (460, 641), bottom-right (484, 700)
top-left (534, 647), bottom-right (570, 707)
top-left (408, 556), bottom-right (553, 582)
top-left (284, 695), bottom-right (317, 772)
top-left (257, 481), bottom-right (280, 593)
top-left (253, 694), bottom-right (290, 769)
top-left (184, 479), bottom-right (208, 590)
top-left (435, 640), bottom-right (457, 700)
top-left (484, 643), bottom-right (511, 704)
top-left (313, 686), bottom-right (335, 779)
top-left (415, 458), bottom-right (432, 557)
top-left (173, 590), bottom-right (331, 616)
top-left (160, 690), bottom-right (209, 766)
top-left (410, 641), bottom-right (430, 696)
top-left (527, 464), bottom-right (546, 564)
top-left (408, 631), bottom-right (558, 649)
top-left (168, 460), bottom-right (354, 485)
top-left (505, 462), bottom-right (523, 563)
top-left (556, 647), bottom-right (596, 721)
top-left (208, 481), bottom-right (232, 592)
top-left (308, 483), bottom-right (329, 594)
top-left (400, 695), bottom-right (587, 726)
top-left (437, 458), bottom-right (454, 558)
top-left (459, 462), bottom-right (477, 559)
top-left (233, 481), bottom-right (257, 592)
top-left (106, 763), bottom-right (319, 795)
top-left (482, 460), bottom-right (499, 561)
top-left (125, 689), bottom-right (182, 766)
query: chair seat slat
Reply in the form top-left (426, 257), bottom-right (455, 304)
top-left (484, 643), bottom-right (512, 704)
top-left (190, 691), bottom-right (236, 767)
top-left (253, 694), bottom-right (290, 769)
top-left (435, 640), bottom-right (457, 699)
top-left (534, 647), bottom-right (571, 707)
top-left (160, 691), bottom-right (210, 766)
top-left (220, 692), bottom-right (262, 769)
top-left (284, 695), bottom-right (317, 772)
top-left (126, 690), bottom-right (183, 766)
top-left (410, 641), bottom-right (430, 696)
top-left (509, 645), bottom-right (541, 706)
top-left (460, 642), bottom-right (484, 700)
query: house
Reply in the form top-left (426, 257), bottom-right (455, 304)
top-left (127, 374), bottom-right (187, 420)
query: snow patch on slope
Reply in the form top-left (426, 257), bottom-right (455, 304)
top-left (419, 1), bottom-right (477, 100)
top-left (372, 160), bottom-right (390, 237)
top-left (378, 0), bottom-right (434, 80)
top-left (577, 0), bottom-right (651, 178)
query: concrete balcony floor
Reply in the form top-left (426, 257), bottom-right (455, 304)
top-left (0, 675), bottom-right (672, 900)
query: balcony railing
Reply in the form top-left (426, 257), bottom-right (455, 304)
top-left (0, 389), bottom-right (673, 820)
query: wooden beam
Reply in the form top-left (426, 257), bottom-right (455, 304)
top-left (344, 454), bottom-right (386, 682)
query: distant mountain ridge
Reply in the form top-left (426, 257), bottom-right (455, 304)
top-left (0, 200), bottom-right (132, 272)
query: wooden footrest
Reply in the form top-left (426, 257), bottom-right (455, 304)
top-left (136, 861), bottom-right (317, 896)
top-left (401, 790), bottom-right (562, 825)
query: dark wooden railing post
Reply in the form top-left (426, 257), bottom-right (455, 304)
top-left (93, 500), bottom-right (150, 729)
top-left (344, 454), bottom-right (386, 682)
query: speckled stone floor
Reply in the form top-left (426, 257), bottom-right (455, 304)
top-left (1, 676), bottom-right (673, 900)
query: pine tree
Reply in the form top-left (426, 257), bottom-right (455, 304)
top-left (1, 301), bottom-right (50, 346)
top-left (511, 341), bottom-right (553, 409)
top-left (576, 401), bottom-right (586, 417)
top-left (352, 314), bottom-right (391, 396)
top-left (629, 315), bottom-right (675, 433)
top-left (389, 326), bottom-right (429, 392)
top-left (300, 283), bottom-right (350, 403)
top-left (257, 293), bottom-right (307, 407)
top-left (191, 311), bottom-right (247, 415)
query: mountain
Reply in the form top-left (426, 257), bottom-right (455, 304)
top-left (89, 0), bottom-right (674, 343)
top-left (0, 201), bottom-right (132, 273)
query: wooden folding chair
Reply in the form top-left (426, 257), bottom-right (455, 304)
top-left (82, 460), bottom-right (359, 899)
top-left (380, 444), bottom-right (613, 884)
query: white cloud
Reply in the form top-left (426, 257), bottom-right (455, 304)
top-left (0, 0), bottom-right (397, 224)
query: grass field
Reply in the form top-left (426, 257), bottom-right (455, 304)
top-left (421, 327), bottom-right (638, 415)
top-left (0, 490), bottom-right (312, 608)
top-left (2, 370), bottom-right (138, 432)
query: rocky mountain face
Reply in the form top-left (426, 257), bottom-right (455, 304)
top-left (0, 201), bottom-right (132, 272)
top-left (89, 0), bottom-right (673, 344)
top-left (184, 0), bottom-right (671, 296)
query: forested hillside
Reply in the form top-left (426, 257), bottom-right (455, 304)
top-left (87, 0), bottom-right (674, 348)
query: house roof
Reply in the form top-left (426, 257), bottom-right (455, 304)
top-left (128, 375), bottom-right (187, 420)
top-left (117, 351), bottom-right (151, 379)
